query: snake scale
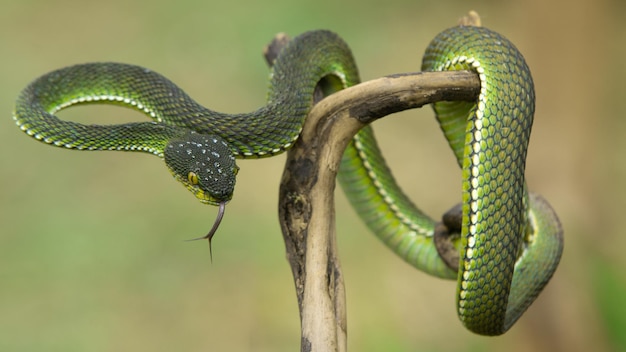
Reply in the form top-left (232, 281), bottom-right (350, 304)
top-left (13, 21), bottom-right (563, 335)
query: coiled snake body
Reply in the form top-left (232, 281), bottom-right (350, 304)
top-left (13, 24), bottom-right (563, 335)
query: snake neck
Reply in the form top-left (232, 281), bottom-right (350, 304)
top-left (14, 30), bottom-right (360, 160)
top-left (187, 30), bottom-right (361, 158)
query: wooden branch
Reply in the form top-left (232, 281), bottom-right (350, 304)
top-left (278, 71), bottom-right (479, 351)
top-left (264, 29), bottom-right (480, 352)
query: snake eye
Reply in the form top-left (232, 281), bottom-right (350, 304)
top-left (188, 171), bottom-right (199, 185)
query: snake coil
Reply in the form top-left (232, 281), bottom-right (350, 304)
top-left (13, 24), bottom-right (562, 335)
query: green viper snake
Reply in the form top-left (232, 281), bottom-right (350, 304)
top-left (13, 23), bottom-right (563, 335)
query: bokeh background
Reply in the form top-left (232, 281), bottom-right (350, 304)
top-left (1, 0), bottom-right (624, 351)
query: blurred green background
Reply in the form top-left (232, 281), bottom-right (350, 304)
top-left (1, 0), bottom-right (624, 351)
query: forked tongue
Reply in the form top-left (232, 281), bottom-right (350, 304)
top-left (187, 201), bottom-right (226, 262)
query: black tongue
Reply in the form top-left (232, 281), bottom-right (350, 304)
top-left (186, 201), bottom-right (226, 262)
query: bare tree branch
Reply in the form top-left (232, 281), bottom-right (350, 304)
top-left (277, 70), bottom-right (479, 352)
top-left (257, 9), bottom-right (486, 350)
top-left (263, 28), bottom-right (480, 352)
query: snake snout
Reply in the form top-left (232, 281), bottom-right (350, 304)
top-left (164, 131), bottom-right (239, 204)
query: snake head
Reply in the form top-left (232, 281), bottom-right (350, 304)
top-left (164, 131), bottom-right (239, 205)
